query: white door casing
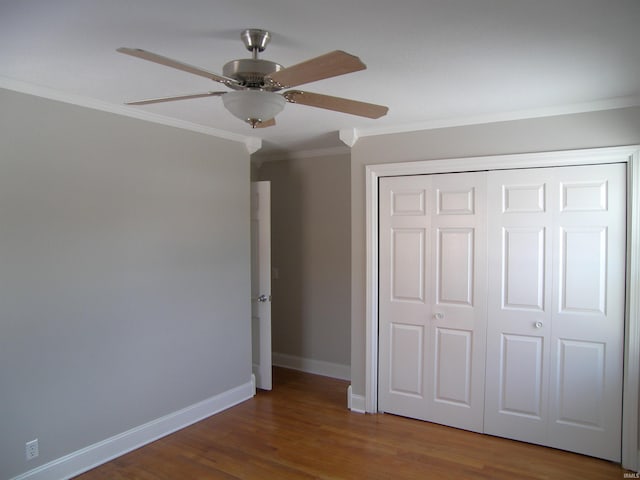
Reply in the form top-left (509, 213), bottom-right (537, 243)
top-left (379, 172), bottom-right (487, 432)
top-left (484, 164), bottom-right (625, 461)
top-left (364, 145), bottom-right (640, 470)
top-left (251, 181), bottom-right (272, 390)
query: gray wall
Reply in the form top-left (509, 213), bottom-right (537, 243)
top-left (350, 106), bottom-right (640, 397)
top-left (257, 154), bottom-right (351, 368)
top-left (0, 89), bottom-right (252, 479)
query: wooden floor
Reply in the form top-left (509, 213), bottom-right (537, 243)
top-left (76, 368), bottom-right (628, 479)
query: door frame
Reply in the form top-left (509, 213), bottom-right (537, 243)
top-left (364, 145), bottom-right (640, 470)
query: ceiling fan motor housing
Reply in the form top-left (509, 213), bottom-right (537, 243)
top-left (223, 58), bottom-right (283, 90)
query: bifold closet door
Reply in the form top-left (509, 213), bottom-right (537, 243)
top-left (484, 163), bottom-right (625, 462)
top-left (378, 172), bottom-right (487, 432)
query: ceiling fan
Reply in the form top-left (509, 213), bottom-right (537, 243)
top-left (117, 29), bottom-right (389, 128)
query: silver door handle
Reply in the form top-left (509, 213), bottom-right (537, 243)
top-left (433, 312), bottom-right (444, 320)
top-left (254, 294), bottom-right (271, 302)
top-left (534, 321), bottom-right (543, 329)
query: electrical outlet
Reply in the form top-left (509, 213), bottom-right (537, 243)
top-left (25, 439), bottom-right (38, 460)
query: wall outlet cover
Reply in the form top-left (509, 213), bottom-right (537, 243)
top-left (26, 439), bottom-right (39, 460)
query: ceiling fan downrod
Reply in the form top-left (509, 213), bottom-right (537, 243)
top-left (240, 29), bottom-right (271, 60)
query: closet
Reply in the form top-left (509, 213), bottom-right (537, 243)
top-left (378, 163), bottom-right (625, 461)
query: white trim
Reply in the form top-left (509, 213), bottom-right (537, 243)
top-left (10, 380), bottom-right (254, 480)
top-left (364, 145), bottom-right (640, 469)
top-left (365, 166), bottom-right (379, 414)
top-left (347, 385), bottom-right (366, 413)
top-left (244, 137), bottom-right (263, 155)
top-left (0, 76), bottom-right (258, 149)
top-left (339, 128), bottom-right (359, 147)
top-left (354, 95), bottom-right (640, 140)
top-left (623, 149), bottom-right (640, 472)
top-left (272, 352), bottom-right (351, 381)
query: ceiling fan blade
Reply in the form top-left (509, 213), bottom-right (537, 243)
top-left (124, 91), bottom-right (226, 105)
top-left (254, 118), bottom-right (276, 128)
top-left (283, 90), bottom-right (388, 119)
top-left (117, 48), bottom-right (238, 87)
top-left (266, 50), bottom-right (366, 88)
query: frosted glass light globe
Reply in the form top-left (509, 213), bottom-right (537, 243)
top-left (222, 90), bottom-right (285, 125)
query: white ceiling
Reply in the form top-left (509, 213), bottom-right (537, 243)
top-left (1, 0), bottom-right (639, 158)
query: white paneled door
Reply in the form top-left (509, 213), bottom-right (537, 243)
top-left (379, 163), bottom-right (625, 461)
top-left (251, 181), bottom-right (272, 390)
top-left (379, 172), bottom-right (487, 432)
top-left (485, 163), bottom-right (625, 461)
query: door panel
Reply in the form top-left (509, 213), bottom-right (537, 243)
top-left (503, 183), bottom-right (546, 213)
top-left (390, 323), bottom-right (424, 397)
top-left (379, 176), bottom-right (431, 421)
top-left (556, 339), bottom-right (605, 427)
top-left (499, 334), bottom-right (544, 418)
top-left (547, 164), bottom-right (625, 461)
top-left (561, 180), bottom-right (607, 212)
top-left (392, 189), bottom-right (426, 215)
top-left (391, 228), bottom-right (426, 302)
top-left (485, 168), bottom-right (553, 444)
top-left (437, 228), bottom-right (474, 305)
top-left (434, 328), bottom-right (472, 406)
top-left (503, 227), bottom-right (546, 310)
top-left (486, 163), bottom-right (625, 462)
top-left (428, 174), bottom-right (487, 432)
top-left (559, 227), bottom-right (607, 313)
top-left (379, 172), bottom-right (487, 432)
top-left (437, 187), bottom-right (475, 215)
top-left (251, 181), bottom-right (272, 391)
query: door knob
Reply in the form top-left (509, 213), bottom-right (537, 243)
top-left (534, 321), bottom-right (543, 329)
top-left (433, 312), bottom-right (444, 320)
top-left (254, 294), bottom-right (271, 302)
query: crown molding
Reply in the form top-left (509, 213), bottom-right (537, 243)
top-left (339, 128), bottom-right (359, 147)
top-left (0, 77), bottom-right (260, 153)
top-left (244, 137), bottom-right (263, 155)
top-left (5, 76), bottom-right (637, 158)
top-left (353, 95), bottom-right (640, 140)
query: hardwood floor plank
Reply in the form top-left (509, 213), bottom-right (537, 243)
top-left (75, 368), bottom-right (628, 479)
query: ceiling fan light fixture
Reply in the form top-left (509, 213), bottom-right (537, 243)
top-left (222, 90), bottom-right (285, 126)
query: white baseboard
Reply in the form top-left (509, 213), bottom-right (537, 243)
top-left (272, 352), bottom-right (350, 381)
top-left (347, 385), bottom-right (366, 413)
top-left (11, 380), bottom-right (255, 480)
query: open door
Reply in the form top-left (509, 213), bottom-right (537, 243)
top-left (251, 181), bottom-right (272, 390)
